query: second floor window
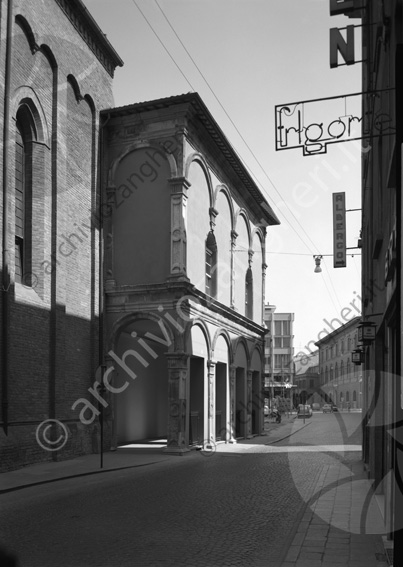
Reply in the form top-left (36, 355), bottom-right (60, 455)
top-left (205, 231), bottom-right (217, 298)
top-left (245, 267), bottom-right (253, 318)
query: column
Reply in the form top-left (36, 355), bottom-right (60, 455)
top-left (164, 353), bottom-right (190, 454)
top-left (207, 360), bottom-right (216, 449)
top-left (246, 370), bottom-right (253, 438)
top-left (230, 230), bottom-right (238, 309)
top-left (168, 177), bottom-right (190, 281)
top-left (229, 365), bottom-right (237, 443)
top-left (262, 262), bottom-right (267, 325)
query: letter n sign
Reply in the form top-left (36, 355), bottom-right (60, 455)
top-left (330, 26), bottom-right (355, 68)
top-left (333, 192), bottom-right (346, 268)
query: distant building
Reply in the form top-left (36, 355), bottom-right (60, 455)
top-left (263, 306), bottom-right (295, 406)
top-left (315, 317), bottom-right (362, 410)
top-left (293, 350), bottom-right (320, 406)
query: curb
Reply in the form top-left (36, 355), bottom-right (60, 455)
top-left (265, 418), bottom-right (312, 446)
top-left (0, 458), bottom-right (172, 496)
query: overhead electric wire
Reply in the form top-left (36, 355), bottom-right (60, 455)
top-left (153, 0), bottom-right (319, 256)
top-left (130, 0), bottom-right (348, 312)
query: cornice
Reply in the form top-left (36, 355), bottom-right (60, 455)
top-left (54, 0), bottom-right (123, 77)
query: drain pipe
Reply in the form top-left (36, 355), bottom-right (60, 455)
top-left (1, 0), bottom-right (14, 436)
top-left (98, 112), bottom-right (111, 370)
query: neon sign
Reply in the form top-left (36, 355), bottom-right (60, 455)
top-left (275, 91), bottom-right (394, 156)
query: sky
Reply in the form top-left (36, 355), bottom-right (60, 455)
top-left (82, 0), bottom-right (363, 355)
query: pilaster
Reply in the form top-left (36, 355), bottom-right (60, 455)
top-left (164, 352), bottom-right (190, 454)
top-left (230, 230), bottom-right (238, 310)
top-left (229, 365), bottom-right (237, 443)
top-left (168, 177), bottom-right (190, 281)
top-left (246, 370), bottom-right (253, 438)
top-left (262, 263), bottom-right (267, 325)
top-left (207, 360), bottom-right (216, 449)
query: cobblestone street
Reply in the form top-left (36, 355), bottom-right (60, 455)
top-left (0, 413), bottom-right (386, 567)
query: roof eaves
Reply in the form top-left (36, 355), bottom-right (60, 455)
top-left (102, 93), bottom-right (280, 226)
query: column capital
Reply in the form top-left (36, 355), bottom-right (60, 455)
top-left (165, 352), bottom-right (189, 368)
top-left (168, 176), bottom-right (191, 195)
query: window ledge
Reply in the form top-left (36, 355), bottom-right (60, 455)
top-left (14, 282), bottom-right (45, 307)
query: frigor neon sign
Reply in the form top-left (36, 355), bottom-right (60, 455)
top-left (275, 91), bottom-right (394, 156)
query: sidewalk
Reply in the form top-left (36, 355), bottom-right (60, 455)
top-left (0, 443), bottom-right (177, 494)
top-left (0, 415), bottom-right (302, 494)
top-left (280, 459), bottom-right (390, 567)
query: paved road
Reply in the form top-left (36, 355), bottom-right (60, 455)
top-left (0, 412), bottom-right (364, 567)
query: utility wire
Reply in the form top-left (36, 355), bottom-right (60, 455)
top-left (153, 0), bottom-right (349, 314)
top-left (131, 0), bottom-right (196, 92)
top-left (153, 0), bottom-right (319, 255)
top-left (130, 0), bottom-right (345, 311)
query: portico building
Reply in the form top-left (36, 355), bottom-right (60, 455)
top-left (101, 93), bottom-right (280, 452)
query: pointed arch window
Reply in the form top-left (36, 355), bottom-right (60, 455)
top-left (205, 230), bottom-right (217, 298)
top-left (245, 267), bottom-right (253, 319)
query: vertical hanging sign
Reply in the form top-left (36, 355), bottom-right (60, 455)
top-left (333, 192), bottom-right (346, 267)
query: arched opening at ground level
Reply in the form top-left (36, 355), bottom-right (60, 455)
top-left (112, 317), bottom-right (170, 445)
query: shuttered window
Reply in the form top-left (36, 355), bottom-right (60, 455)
top-left (15, 125), bottom-right (25, 283)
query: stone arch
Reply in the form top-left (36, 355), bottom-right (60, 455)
top-left (212, 328), bottom-right (233, 364)
top-left (185, 318), bottom-right (212, 357)
top-left (107, 311), bottom-right (176, 354)
top-left (234, 208), bottom-right (252, 249)
top-left (233, 336), bottom-right (251, 368)
top-left (214, 184), bottom-right (235, 229)
top-left (108, 141), bottom-right (178, 187)
top-left (109, 312), bottom-right (174, 446)
top-left (11, 89), bottom-right (49, 146)
top-left (250, 343), bottom-right (263, 369)
top-left (185, 152), bottom-right (214, 208)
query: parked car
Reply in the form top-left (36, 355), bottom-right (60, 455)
top-left (312, 403), bottom-right (320, 411)
top-left (322, 404), bottom-right (333, 413)
top-left (332, 404), bottom-right (338, 412)
top-left (297, 404), bottom-right (312, 419)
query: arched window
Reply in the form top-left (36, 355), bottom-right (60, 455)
top-left (15, 106), bottom-right (35, 285)
top-left (353, 390), bottom-right (357, 402)
top-left (205, 230), bottom-right (217, 298)
top-left (346, 391), bottom-right (350, 402)
top-left (245, 267), bottom-right (253, 318)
